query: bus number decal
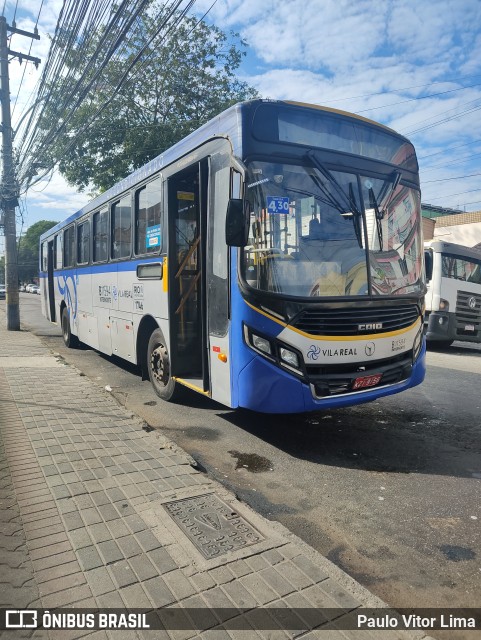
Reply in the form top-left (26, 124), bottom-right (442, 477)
top-left (267, 196), bottom-right (289, 214)
top-left (98, 285), bottom-right (112, 304)
top-left (133, 284), bottom-right (144, 311)
top-left (133, 284), bottom-right (144, 299)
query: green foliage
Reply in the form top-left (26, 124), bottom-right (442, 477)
top-left (17, 220), bottom-right (57, 283)
top-left (41, 6), bottom-right (259, 192)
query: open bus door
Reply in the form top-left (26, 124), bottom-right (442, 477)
top-left (47, 239), bottom-right (56, 322)
top-left (167, 160), bottom-right (209, 393)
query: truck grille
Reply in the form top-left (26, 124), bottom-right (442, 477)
top-left (291, 304), bottom-right (419, 336)
top-left (456, 291), bottom-right (481, 336)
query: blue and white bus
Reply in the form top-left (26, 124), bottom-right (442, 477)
top-left (40, 99), bottom-right (426, 413)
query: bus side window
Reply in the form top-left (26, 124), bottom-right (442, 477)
top-left (55, 233), bottom-right (63, 270)
top-left (111, 195), bottom-right (132, 260)
top-left (93, 210), bottom-right (108, 262)
top-left (135, 177), bottom-right (162, 255)
top-left (63, 226), bottom-right (75, 268)
top-left (41, 241), bottom-right (48, 272)
top-left (77, 220), bottom-right (90, 265)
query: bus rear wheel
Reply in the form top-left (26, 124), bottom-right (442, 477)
top-left (61, 308), bottom-right (79, 348)
top-left (147, 328), bottom-right (184, 401)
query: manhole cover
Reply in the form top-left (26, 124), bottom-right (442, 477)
top-left (164, 493), bottom-right (264, 559)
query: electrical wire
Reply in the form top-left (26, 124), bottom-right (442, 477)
top-left (423, 172), bottom-right (481, 184)
top-left (357, 82), bottom-right (481, 115)
top-left (18, 0), bottom-right (203, 191)
top-left (322, 73), bottom-right (481, 105)
top-left (424, 188), bottom-right (481, 201)
top-left (11, 0), bottom-right (45, 119)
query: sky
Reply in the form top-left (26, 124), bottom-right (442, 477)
top-left (2, 0), bottom-right (481, 251)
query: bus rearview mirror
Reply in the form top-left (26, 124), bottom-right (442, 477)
top-left (424, 251), bottom-right (433, 282)
top-left (226, 198), bottom-right (249, 247)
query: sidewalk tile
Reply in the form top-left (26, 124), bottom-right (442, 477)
top-left (128, 555), bottom-right (158, 582)
top-left (77, 545), bottom-right (104, 571)
top-left (32, 550), bottom-right (78, 572)
top-left (119, 583), bottom-right (151, 609)
top-left (142, 576), bottom-right (176, 607)
top-left (41, 583), bottom-right (92, 608)
top-left (97, 540), bottom-right (124, 565)
top-left (109, 561), bottom-right (139, 589)
top-left (85, 567), bottom-right (117, 597)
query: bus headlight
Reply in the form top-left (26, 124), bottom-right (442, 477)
top-left (280, 347), bottom-right (299, 368)
top-left (244, 325), bottom-right (304, 376)
top-left (251, 334), bottom-right (272, 355)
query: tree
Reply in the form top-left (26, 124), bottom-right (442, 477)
top-left (39, 6), bottom-right (259, 192)
top-left (17, 220), bottom-right (57, 283)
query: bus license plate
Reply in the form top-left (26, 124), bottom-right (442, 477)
top-left (352, 373), bottom-right (382, 390)
top-left (465, 324), bottom-right (475, 332)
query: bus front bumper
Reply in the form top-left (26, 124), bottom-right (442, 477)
top-left (236, 345), bottom-right (426, 414)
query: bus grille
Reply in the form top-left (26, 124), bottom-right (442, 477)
top-left (309, 354), bottom-right (413, 397)
top-left (291, 304), bottom-right (419, 336)
top-left (456, 291), bottom-right (481, 336)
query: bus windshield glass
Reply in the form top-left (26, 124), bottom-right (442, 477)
top-left (252, 103), bottom-right (418, 172)
top-left (241, 160), bottom-right (423, 298)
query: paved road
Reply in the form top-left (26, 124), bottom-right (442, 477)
top-left (16, 293), bottom-right (481, 632)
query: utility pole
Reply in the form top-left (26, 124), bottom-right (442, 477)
top-left (0, 16), bottom-right (40, 330)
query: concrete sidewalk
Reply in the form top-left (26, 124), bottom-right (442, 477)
top-left (0, 306), bottom-right (432, 640)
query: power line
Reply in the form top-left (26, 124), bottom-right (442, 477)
top-left (421, 150), bottom-right (481, 172)
top-left (418, 138), bottom-right (481, 160)
top-left (323, 73), bottom-right (481, 105)
top-left (357, 82), bottom-right (481, 115)
top-left (422, 172), bottom-right (481, 184)
top-left (19, 0), bottom-right (205, 191)
top-left (423, 188), bottom-right (481, 201)
top-left (404, 97), bottom-right (481, 136)
top-left (11, 0), bottom-right (44, 119)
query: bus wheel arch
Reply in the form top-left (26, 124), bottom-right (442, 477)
top-left (137, 315), bottom-right (159, 380)
top-left (146, 327), bottom-right (185, 402)
top-left (60, 303), bottom-right (79, 348)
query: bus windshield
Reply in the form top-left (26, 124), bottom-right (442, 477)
top-left (241, 159), bottom-right (423, 298)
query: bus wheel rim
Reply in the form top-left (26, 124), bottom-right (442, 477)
top-left (150, 344), bottom-right (169, 386)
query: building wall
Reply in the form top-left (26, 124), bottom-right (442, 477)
top-left (431, 210), bottom-right (481, 248)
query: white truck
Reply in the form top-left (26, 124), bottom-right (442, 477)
top-left (424, 240), bottom-right (481, 346)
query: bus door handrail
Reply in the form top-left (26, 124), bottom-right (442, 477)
top-left (175, 236), bottom-right (200, 279)
top-left (175, 271), bottom-right (201, 315)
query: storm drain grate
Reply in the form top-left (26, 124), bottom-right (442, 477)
top-left (163, 493), bottom-right (264, 559)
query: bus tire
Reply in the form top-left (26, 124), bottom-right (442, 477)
top-left (147, 328), bottom-right (184, 401)
top-left (61, 307), bottom-right (79, 348)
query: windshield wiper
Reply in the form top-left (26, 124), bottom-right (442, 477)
top-left (368, 171), bottom-right (402, 250)
top-left (306, 151), bottom-right (364, 248)
top-left (368, 187), bottom-right (383, 248)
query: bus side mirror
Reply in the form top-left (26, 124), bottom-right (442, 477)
top-left (424, 252), bottom-right (433, 282)
top-left (226, 199), bottom-right (249, 247)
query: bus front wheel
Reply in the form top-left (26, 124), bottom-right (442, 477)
top-left (147, 329), bottom-right (184, 401)
top-left (61, 308), bottom-right (79, 348)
